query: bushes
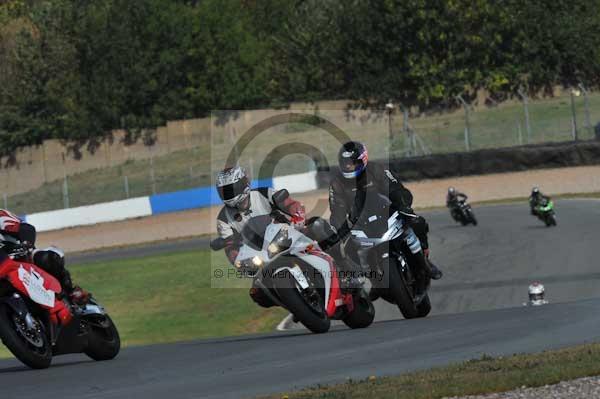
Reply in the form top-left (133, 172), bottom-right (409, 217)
top-left (0, 0), bottom-right (599, 157)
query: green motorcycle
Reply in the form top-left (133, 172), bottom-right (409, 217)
top-left (535, 200), bottom-right (557, 227)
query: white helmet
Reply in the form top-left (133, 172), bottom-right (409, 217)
top-left (528, 282), bottom-right (546, 306)
top-left (216, 166), bottom-right (250, 209)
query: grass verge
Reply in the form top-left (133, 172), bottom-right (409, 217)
top-left (262, 343), bottom-right (600, 399)
top-left (0, 248), bottom-right (286, 358)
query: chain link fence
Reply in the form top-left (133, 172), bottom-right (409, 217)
top-left (3, 89), bottom-right (599, 216)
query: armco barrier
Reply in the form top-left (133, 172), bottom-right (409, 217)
top-left (273, 171), bottom-right (318, 193)
top-left (25, 197), bottom-right (152, 233)
top-left (25, 178), bottom-right (276, 232)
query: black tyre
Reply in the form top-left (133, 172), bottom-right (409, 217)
top-left (416, 294), bottom-right (432, 317)
top-left (386, 258), bottom-right (419, 319)
top-left (342, 291), bottom-right (375, 329)
top-left (84, 315), bottom-right (121, 361)
top-left (276, 271), bottom-right (330, 333)
top-left (543, 213), bottom-right (555, 227)
top-left (468, 209), bottom-right (478, 226)
top-left (0, 304), bottom-right (52, 369)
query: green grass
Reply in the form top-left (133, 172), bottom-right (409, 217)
top-left (0, 249), bottom-right (286, 358)
top-left (262, 343), bottom-right (600, 399)
top-left (5, 91), bottom-right (600, 215)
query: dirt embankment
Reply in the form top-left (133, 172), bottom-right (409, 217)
top-left (38, 165), bottom-right (600, 253)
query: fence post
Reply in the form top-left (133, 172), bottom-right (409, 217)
top-left (517, 88), bottom-right (532, 143)
top-left (570, 89), bottom-right (579, 141)
top-left (401, 107), bottom-right (416, 157)
top-left (150, 156), bottom-right (156, 195)
top-left (62, 176), bottom-right (70, 209)
top-left (456, 95), bottom-right (471, 151)
top-left (124, 175), bottom-right (130, 199)
top-left (386, 102), bottom-right (395, 149)
top-left (61, 152), bottom-right (70, 209)
top-left (578, 83), bottom-right (592, 137)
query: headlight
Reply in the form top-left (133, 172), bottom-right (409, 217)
top-left (252, 256), bottom-right (264, 267)
top-left (268, 226), bottom-right (292, 258)
top-left (235, 256), bottom-right (264, 276)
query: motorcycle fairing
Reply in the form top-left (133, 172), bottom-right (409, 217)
top-left (0, 257), bottom-right (71, 325)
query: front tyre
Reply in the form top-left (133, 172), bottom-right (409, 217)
top-left (467, 209), bottom-right (478, 226)
top-left (84, 314), bottom-right (120, 361)
top-left (416, 294), bottom-right (432, 317)
top-left (276, 271), bottom-right (330, 333)
top-left (0, 304), bottom-right (52, 369)
top-left (386, 258), bottom-right (419, 319)
top-left (342, 290), bottom-right (375, 329)
top-left (543, 213), bottom-right (556, 227)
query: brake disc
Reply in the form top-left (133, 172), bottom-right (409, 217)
top-left (12, 315), bottom-right (44, 348)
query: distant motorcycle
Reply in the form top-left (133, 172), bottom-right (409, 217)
top-left (211, 191), bottom-right (375, 334)
top-left (449, 200), bottom-right (477, 226)
top-left (349, 194), bottom-right (432, 320)
top-left (533, 199), bottom-right (557, 227)
top-left (0, 245), bottom-right (120, 369)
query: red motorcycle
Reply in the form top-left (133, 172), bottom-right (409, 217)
top-left (0, 247), bottom-right (120, 369)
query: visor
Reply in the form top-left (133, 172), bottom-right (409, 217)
top-left (217, 178), bottom-right (249, 201)
top-left (340, 158), bottom-right (366, 179)
top-left (529, 293), bottom-right (544, 301)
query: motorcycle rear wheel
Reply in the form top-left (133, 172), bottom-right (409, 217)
top-left (0, 304), bottom-right (52, 369)
top-left (276, 272), bottom-right (330, 333)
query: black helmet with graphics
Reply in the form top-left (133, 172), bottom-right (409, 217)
top-left (338, 141), bottom-right (368, 179)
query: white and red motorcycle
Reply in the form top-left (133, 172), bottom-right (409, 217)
top-left (212, 194), bottom-right (374, 334)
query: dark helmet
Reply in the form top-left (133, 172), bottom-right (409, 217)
top-left (33, 246), bottom-right (65, 278)
top-left (531, 186), bottom-right (540, 197)
top-left (216, 166), bottom-right (250, 209)
top-left (448, 187), bottom-right (456, 195)
top-left (338, 141), bottom-right (368, 179)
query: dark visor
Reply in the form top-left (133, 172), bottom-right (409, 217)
top-left (340, 158), bottom-right (362, 173)
top-left (217, 179), bottom-right (248, 201)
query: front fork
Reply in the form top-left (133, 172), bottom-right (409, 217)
top-left (2, 293), bottom-right (60, 346)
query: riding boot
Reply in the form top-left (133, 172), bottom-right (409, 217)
top-left (413, 250), bottom-right (443, 280)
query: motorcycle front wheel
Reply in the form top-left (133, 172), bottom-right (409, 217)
top-left (0, 303), bottom-right (52, 369)
top-left (276, 270), bottom-right (330, 334)
top-left (545, 213), bottom-right (557, 227)
top-left (84, 314), bottom-right (121, 361)
top-left (467, 209), bottom-right (478, 226)
top-left (342, 290), bottom-right (375, 329)
top-left (386, 258), bottom-right (420, 319)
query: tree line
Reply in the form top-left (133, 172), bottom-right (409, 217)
top-left (1, 0), bottom-right (599, 156)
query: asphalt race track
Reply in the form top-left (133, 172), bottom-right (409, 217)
top-left (1, 199), bottom-right (599, 399)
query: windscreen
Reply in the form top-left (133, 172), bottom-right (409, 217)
top-left (240, 215), bottom-right (272, 251)
top-left (353, 193), bottom-right (392, 237)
